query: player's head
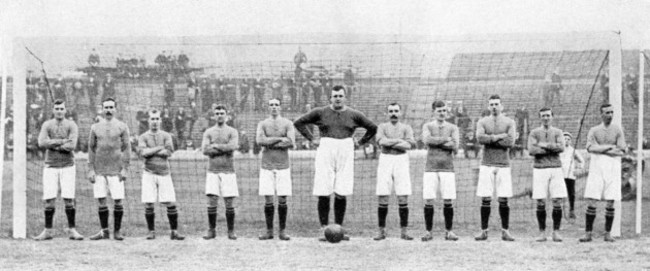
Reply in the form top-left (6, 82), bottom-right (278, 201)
top-left (148, 109), bottom-right (161, 131)
top-left (213, 104), bottom-right (228, 125)
top-left (432, 100), bottom-right (447, 122)
top-left (268, 98), bottom-right (281, 117)
top-left (487, 95), bottom-right (502, 116)
top-left (330, 85), bottom-right (347, 110)
top-left (52, 99), bottom-right (67, 120)
top-left (73, 80), bottom-right (83, 90)
top-left (563, 132), bottom-right (572, 147)
top-left (539, 107), bottom-right (553, 127)
top-left (387, 103), bottom-right (401, 123)
top-left (467, 130), bottom-right (475, 139)
top-left (106, 73), bottom-right (112, 79)
top-left (102, 98), bottom-right (117, 120)
top-left (600, 103), bottom-right (614, 124)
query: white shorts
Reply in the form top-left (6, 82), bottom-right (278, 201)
top-left (376, 154), bottom-right (412, 196)
top-left (313, 138), bottom-right (355, 196)
top-left (423, 172), bottom-right (456, 200)
top-left (206, 172), bottom-right (239, 197)
top-left (259, 168), bottom-right (292, 196)
top-left (93, 175), bottom-right (125, 200)
top-left (584, 155), bottom-right (621, 201)
top-left (532, 167), bottom-right (568, 199)
top-left (476, 166), bottom-right (513, 198)
top-left (141, 171), bottom-right (177, 203)
top-left (42, 165), bottom-right (76, 200)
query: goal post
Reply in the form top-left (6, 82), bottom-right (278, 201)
top-left (12, 38), bottom-right (27, 239)
top-left (637, 51), bottom-right (646, 235)
top-left (607, 33), bottom-right (623, 238)
top-left (0, 36), bottom-right (8, 233)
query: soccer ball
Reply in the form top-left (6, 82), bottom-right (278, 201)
top-left (324, 224), bottom-right (344, 243)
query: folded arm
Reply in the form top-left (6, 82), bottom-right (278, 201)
top-left (256, 123), bottom-right (283, 147)
top-left (274, 124), bottom-right (296, 149)
top-left (422, 124), bottom-right (446, 146)
top-left (541, 133), bottom-right (565, 153)
top-left (586, 130), bottom-right (615, 154)
top-left (202, 133), bottom-right (222, 156)
top-left (213, 130), bottom-right (240, 152)
top-left (59, 123), bottom-right (78, 152)
top-left (37, 123), bottom-right (60, 149)
top-left (495, 122), bottom-right (516, 148)
top-left (527, 133), bottom-right (546, 155)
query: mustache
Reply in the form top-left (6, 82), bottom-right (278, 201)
top-left (390, 115), bottom-right (398, 118)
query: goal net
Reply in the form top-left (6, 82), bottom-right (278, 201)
top-left (3, 33), bottom-right (649, 238)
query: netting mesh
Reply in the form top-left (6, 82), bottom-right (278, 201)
top-left (1, 37), bottom-right (649, 238)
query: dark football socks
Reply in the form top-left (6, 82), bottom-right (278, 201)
top-left (605, 207), bottom-right (615, 232)
top-left (552, 205), bottom-right (562, 231)
top-left (443, 203), bottom-right (454, 231)
top-left (378, 204), bottom-right (388, 228)
top-left (44, 207), bottom-right (55, 229)
top-left (65, 205), bottom-right (76, 228)
top-left (278, 203), bottom-right (288, 230)
top-left (207, 206), bottom-right (217, 229)
top-left (498, 199), bottom-right (509, 230)
top-left (264, 203), bottom-right (274, 230)
top-left (424, 205), bottom-right (434, 231)
top-left (536, 204), bottom-right (547, 231)
top-left (334, 196), bottom-right (347, 225)
top-left (226, 207), bottom-right (235, 232)
top-left (398, 204), bottom-right (409, 228)
top-left (98, 206), bottom-right (109, 229)
top-left (167, 206), bottom-right (179, 231)
top-left (585, 206), bottom-right (596, 232)
top-left (480, 199), bottom-right (491, 230)
top-left (317, 196), bottom-right (330, 227)
top-left (145, 207), bottom-right (155, 231)
top-left (114, 205), bottom-right (124, 232)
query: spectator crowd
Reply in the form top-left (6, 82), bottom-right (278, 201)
top-left (14, 48), bottom-right (649, 162)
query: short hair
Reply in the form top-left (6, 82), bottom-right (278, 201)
top-left (268, 98), bottom-right (282, 105)
top-left (538, 107), bottom-right (553, 115)
top-left (331, 85), bottom-right (346, 94)
top-left (387, 102), bottom-right (400, 110)
top-left (214, 104), bottom-right (228, 112)
top-left (488, 94), bottom-right (501, 101)
top-left (600, 103), bottom-right (613, 112)
top-left (53, 99), bottom-right (65, 106)
top-left (431, 100), bottom-right (446, 110)
top-left (102, 97), bottom-right (117, 107)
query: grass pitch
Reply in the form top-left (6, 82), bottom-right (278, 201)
top-left (1, 236), bottom-right (649, 270)
top-left (2, 153), bottom-right (650, 270)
